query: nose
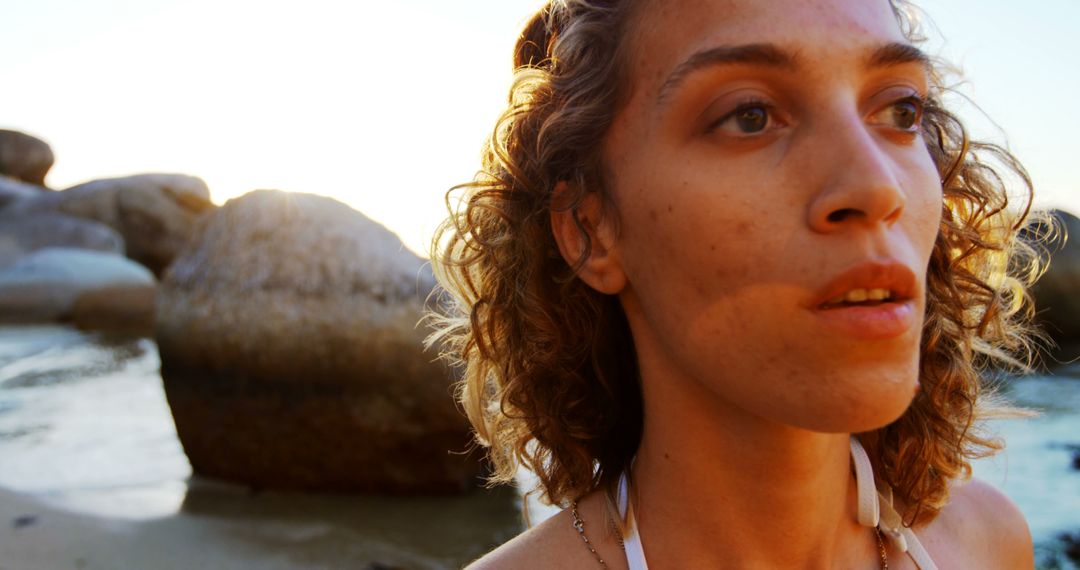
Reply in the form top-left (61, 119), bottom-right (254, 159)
top-left (807, 113), bottom-right (907, 233)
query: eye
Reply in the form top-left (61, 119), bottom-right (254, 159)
top-left (709, 100), bottom-right (780, 136)
top-left (870, 94), bottom-right (925, 132)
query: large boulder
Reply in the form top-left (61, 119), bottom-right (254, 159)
top-left (0, 214), bottom-right (125, 269)
top-left (0, 247), bottom-right (154, 323)
top-left (156, 190), bottom-right (478, 493)
top-left (1029, 210), bottom-right (1080, 359)
top-left (0, 175), bottom-right (47, 209)
top-left (0, 130), bottom-right (54, 186)
top-left (0, 173), bottom-right (215, 275)
top-left (71, 284), bottom-right (156, 335)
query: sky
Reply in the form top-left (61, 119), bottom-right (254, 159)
top-left (2, 0), bottom-right (1077, 256)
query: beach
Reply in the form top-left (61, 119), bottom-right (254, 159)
top-left (0, 325), bottom-right (1075, 569)
top-left (0, 326), bottom-right (524, 570)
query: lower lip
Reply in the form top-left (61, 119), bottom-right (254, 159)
top-left (812, 301), bottom-right (917, 340)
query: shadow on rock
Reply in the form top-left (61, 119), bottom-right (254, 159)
top-left (157, 190), bottom-right (482, 494)
top-left (1025, 210), bottom-right (1080, 367)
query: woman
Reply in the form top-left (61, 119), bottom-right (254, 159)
top-left (430, 0), bottom-right (1044, 567)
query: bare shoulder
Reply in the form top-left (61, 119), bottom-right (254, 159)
top-left (465, 492), bottom-right (625, 570)
top-left (921, 476), bottom-right (1034, 569)
top-left (464, 509), bottom-right (572, 569)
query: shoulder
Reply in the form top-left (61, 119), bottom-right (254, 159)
top-left (464, 508), bottom-right (585, 570)
top-left (920, 476), bottom-right (1033, 569)
top-left (465, 493), bottom-right (625, 570)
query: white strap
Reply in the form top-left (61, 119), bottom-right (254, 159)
top-left (850, 437), bottom-right (939, 570)
top-left (849, 436), bottom-right (881, 527)
top-left (617, 438), bottom-right (938, 570)
top-left (877, 484), bottom-right (940, 570)
top-left (617, 471), bottom-right (649, 570)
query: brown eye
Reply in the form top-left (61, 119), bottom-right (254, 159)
top-left (711, 101), bottom-right (778, 136)
top-left (734, 106), bottom-right (768, 133)
top-left (870, 95), bottom-right (925, 132)
top-left (892, 100), bottom-right (919, 130)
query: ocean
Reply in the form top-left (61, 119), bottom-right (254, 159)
top-left (0, 326), bottom-right (1075, 569)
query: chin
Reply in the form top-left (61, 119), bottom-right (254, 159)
top-left (786, 368), bottom-right (921, 434)
top-left (834, 391), bottom-right (916, 433)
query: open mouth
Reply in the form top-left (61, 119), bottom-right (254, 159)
top-left (818, 288), bottom-right (909, 310)
top-left (808, 262), bottom-right (919, 338)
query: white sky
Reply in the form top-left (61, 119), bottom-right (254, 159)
top-left (1, 0), bottom-right (1076, 256)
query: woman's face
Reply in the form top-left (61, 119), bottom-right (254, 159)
top-left (602, 0), bottom-right (943, 432)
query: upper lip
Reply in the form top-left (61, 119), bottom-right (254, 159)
top-left (808, 260), bottom-right (917, 309)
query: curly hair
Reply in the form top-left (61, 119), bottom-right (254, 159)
top-left (427, 0), bottom-right (1048, 527)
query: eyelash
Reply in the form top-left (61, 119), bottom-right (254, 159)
top-left (880, 94), bottom-right (926, 132)
top-left (707, 97), bottom-right (779, 135)
top-left (706, 93), bottom-right (928, 137)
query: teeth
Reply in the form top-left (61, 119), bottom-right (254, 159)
top-left (867, 288), bottom-right (890, 301)
top-left (845, 289), bottom-right (869, 303)
top-left (827, 288), bottom-right (893, 305)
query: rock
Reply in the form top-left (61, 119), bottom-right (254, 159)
top-left (0, 130), bottom-right (54, 186)
top-left (11, 515), bottom-right (38, 530)
top-left (1060, 532), bottom-right (1080, 564)
top-left (156, 190), bottom-right (478, 493)
top-left (1027, 210), bottom-right (1080, 360)
top-left (72, 284), bottom-right (155, 335)
top-left (0, 248), bottom-right (154, 323)
top-left (1067, 444), bottom-right (1080, 471)
top-left (0, 214), bottom-right (124, 270)
top-left (0, 175), bottom-right (47, 209)
top-left (0, 173), bottom-right (215, 275)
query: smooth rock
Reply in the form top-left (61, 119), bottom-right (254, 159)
top-left (157, 190), bottom-right (477, 493)
top-left (0, 130), bottom-right (54, 186)
top-left (0, 214), bottom-right (124, 269)
top-left (72, 284), bottom-right (155, 335)
top-left (0, 174), bottom-right (215, 275)
top-left (1027, 210), bottom-right (1080, 360)
top-left (0, 175), bottom-right (46, 209)
top-left (0, 248), bottom-right (154, 322)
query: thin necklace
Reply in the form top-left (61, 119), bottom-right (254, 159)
top-left (875, 526), bottom-right (890, 570)
top-left (570, 499), bottom-right (889, 569)
top-left (571, 500), bottom-right (609, 569)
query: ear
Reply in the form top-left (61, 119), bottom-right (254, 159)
top-left (550, 183), bottom-right (627, 295)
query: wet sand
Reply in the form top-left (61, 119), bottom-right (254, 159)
top-left (0, 481), bottom-right (523, 570)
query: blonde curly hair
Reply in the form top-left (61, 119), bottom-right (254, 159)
top-left (428, 0), bottom-right (1048, 526)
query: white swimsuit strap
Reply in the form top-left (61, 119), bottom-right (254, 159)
top-left (849, 437), bottom-right (939, 570)
top-left (617, 437), bottom-right (938, 570)
top-left (850, 436), bottom-right (881, 526)
top-left (617, 471), bottom-right (649, 570)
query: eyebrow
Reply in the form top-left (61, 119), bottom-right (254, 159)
top-left (865, 42), bottom-right (932, 71)
top-left (656, 41), bottom-right (931, 105)
top-left (656, 44), bottom-right (797, 104)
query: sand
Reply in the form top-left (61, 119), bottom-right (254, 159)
top-left (0, 480), bottom-right (523, 570)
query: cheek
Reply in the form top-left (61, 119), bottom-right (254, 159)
top-left (618, 177), bottom-right (775, 304)
top-left (904, 151), bottom-right (945, 252)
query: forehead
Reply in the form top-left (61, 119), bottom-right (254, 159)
top-left (625, 0), bottom-right (908, 95)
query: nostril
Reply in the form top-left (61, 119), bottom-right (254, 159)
top-left (827, 208), bottom-right (861, 223)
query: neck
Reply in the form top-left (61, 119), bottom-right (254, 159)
top-left (628, 375), bottom-right (879, 569)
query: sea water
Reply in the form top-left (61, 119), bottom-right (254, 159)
top-left (0, 326), bottom-right (1075, 569)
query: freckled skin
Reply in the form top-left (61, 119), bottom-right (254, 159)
top-left (604, 0), bottom-right (942, 433)
top-left (474, 1), bottom-right (1033, 568)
